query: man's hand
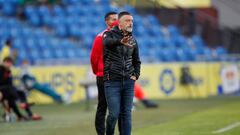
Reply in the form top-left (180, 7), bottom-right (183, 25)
top-left (130, 76), bottom-right (136, 81)
top-left (120, 36), bottom-right (133, 47)
top-left (0, 92), bottom-right (2, 101)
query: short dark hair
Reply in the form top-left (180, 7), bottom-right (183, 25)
top-left (118, 11), bottom-right (131, 19)
top-left (5, 39), bottom-right (12, 46)
top-left (3, 57), bottom-right (13, 63)
top-left (104, 12), bottom-right (117, 21)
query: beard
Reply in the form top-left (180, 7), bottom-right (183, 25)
top-left (125, 26), bottom-right (133, 33)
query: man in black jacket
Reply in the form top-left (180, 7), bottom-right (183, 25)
top-left (103, 11), bottom-right (141, 135)
top-left (0, 57), bottom-right (26, 121)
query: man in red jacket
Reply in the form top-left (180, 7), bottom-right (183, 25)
top-left (90, 12), bottom-right (117, 135)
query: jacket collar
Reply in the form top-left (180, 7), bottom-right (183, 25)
top-left (111, 26), bottom-right (124, 35)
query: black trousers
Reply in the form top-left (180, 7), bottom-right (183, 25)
top-left (95, 76), bottom-right (107, 135)
top-left (0, 86), bottom-right (23, 118)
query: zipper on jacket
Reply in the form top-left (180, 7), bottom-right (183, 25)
top-left (122, 45), bottom-right (125, 82)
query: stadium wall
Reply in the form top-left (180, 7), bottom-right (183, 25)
top-left (12, 62), bottom-right (239, 104)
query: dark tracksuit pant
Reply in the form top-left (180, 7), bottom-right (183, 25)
top-left (95, 76), bottom-right (107, 135)
top-left (0, 86), bottom-right (23, 118)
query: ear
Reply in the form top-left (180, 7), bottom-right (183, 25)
top-left (118, 21), bottom-right (123, 27)
top-left (105, 20), bottom-right (109, 26)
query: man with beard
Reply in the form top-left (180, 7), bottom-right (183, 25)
top-left (103, 11), bottom-right (141, 135)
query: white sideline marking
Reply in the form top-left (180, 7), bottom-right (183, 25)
top-left (212, 122), bottom-right (240, 134)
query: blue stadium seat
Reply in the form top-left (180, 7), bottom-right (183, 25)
top-left (7, 0), bottom-right (19, 5)
top-left (174, 36), bottom-right (188, 48)
top-left (168, 25), bottom-right (180, 37)
top-left (0, 28), bottom-right (10, 39)
top-left (61, 40), bottom-right (75, 49)
top-left (146, 15), bottom-right (160, 26)
top-left (0, 0), bottom-right (4, 6)
top-left (25, 38), bottom-right (38, 50)
top-left (162, 38), bottom-right (175, 48)
top-left (66, 5), bottom-right (80, 15)
top-left (13, 38), bottom-right (25, 50)
top-left (0, 17), bottom-right (4, 26)
top-left (83, 35), bottom-right (94, 49)
top-left (49, 38), bottom-right (61, 49)
top-left (92, 26), bottom-right (104, 36)
top-left (65, 17), bottom-right (75, 25)
top-left (24, 6), bottom-right (37, 18)
top-left (17, 48), bottom-right (28, 61)
top-left (54, 24), bottom-right (68, 37)
top-left (33, 29), bottom-right (46, 38)
top-left (38, 5), bottom-right (50, 17)
top-left (9, 28), bottom-right (21, 38)
top-left (78, 6), bottom-right (89, 16)
top-left (66, 48), bottom-right (77, 58)
top-left (93, 6), bottom-right (105, 15)
top-left (38, 37), bottom-right (50, 50)
top-left (134, 15), bottom-right (144, 27)
top-left (69, 24), bottom-right (81, 38)
top-left (42, 15), bottom-right (52, 26)
top-left (176, 49), bottom-right (188, 61)
top-left (147, 38), bottom-right (159, 49)
top-left (149, 25), bottom-right (162, 37)
top-left (148, 48), bottom-right (162, 62)
top-left (80, 0), bottom-right (92, 5)
top-left (54, 48), bottom-right (67, 59)
top-left (186, 49), bottom-right (198, 61)
top-left (42, 49), bottom-right (54, 59)
top-left (196, 46), bottom-right (205, 55)
top-left (192, 35), bottom-right (205, 47)
top-left (216, 46), bottom-right (227, 55)
top-left (75, 48), bottom-right (89, 58)
top-left (161, 48), bottom-right (177, 62)
top-left (97, 0), bottom-right (110, 5)
top-left (29, 49), bottom-right (42, 60)
top-left (122, 5), bottom-right (136, 14)
top-left (203, 47), bottom-right (213, 61)
top-left (139, 46), bottom-right (150, 56)
top-left (29, 14), bottom-right (41, 26)
top-left (52, 5), bottom-right (65, 16)
top-left (8, 18), bottom-right (20, 27)
top-left (21, 28), bottom-right (33, 38)
top-left (51, 17), bottom-right (66, 27)
top-left (62, 0), bottom-right (80, 5)
top-left (135, 25), bottom-right (147, 37)
top-left (155, 38), bottom-right (165, 49)
top-left (2, 3), bottom-right (16, 16)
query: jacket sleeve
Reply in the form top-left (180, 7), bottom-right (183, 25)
top-left (90, 36), bottom-right (102, 75)
top-left (102, 31), bottom-right (121, 48)
top-left (132, 41), bottom-right (141, 80)
top-left (0, 67), bottom-right (4, 82)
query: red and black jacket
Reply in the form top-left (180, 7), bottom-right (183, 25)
top-left (90, 29), bottom-right (108, 77)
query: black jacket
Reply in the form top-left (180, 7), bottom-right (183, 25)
top-left (0, 65), bottom-right (13, 86)
top-left (103, 26), bottom-right (141, 81)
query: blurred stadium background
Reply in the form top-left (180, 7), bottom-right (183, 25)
top-left (0, 0), bottom-right (240, 135)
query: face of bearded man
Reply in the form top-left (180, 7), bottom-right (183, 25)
top-left (119, 15), bottom-right (133, 33)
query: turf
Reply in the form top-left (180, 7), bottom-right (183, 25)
top-left (0, 96), bottom-right (240, 135)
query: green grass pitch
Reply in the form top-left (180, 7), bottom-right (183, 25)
top-left (0, 96), bottom-right (240, 135)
